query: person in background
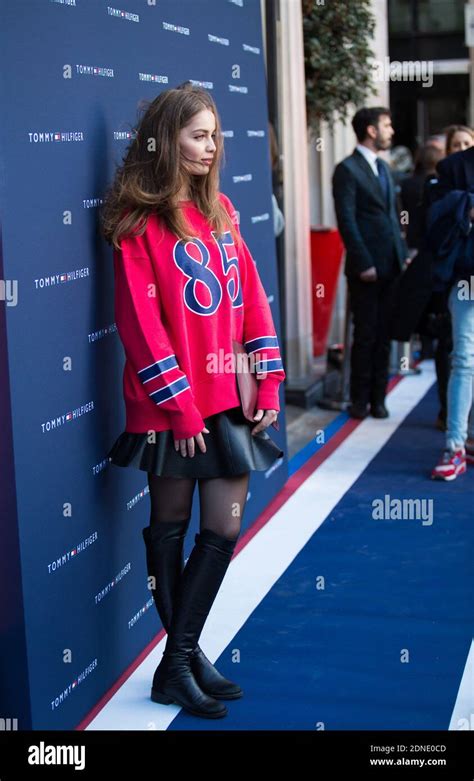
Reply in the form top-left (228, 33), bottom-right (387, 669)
top-left (332, 106), bottom-right (408, 420)
top-left (400, 144), bottom-right (445, 253)
top-left (389, 145), bottom-right (414, 193)
top-left (424, 127), bottom-right (474, 430)
top-left (427, 127), bottom-right (474, 429)
top-left (395, 129), bottom-right (474, 433)
top-left (396, 144), bottom-right (449, 428)
top-left (444, 125), bottom-right (474, 156)
top-left (428, 144), bottom-right (474, 480)
top-left (426, 134), bottom-right (447, 154)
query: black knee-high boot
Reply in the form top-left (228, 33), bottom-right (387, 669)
top-left (142, 523), bottom-right (242, 700)
top-left (142, 521), bottom-right (188, 632)
top-left (149, 528), bottom-right (238, 718)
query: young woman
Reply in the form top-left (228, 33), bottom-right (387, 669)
top-left (444, 124), bottom-right (474, 156)
top-left (100, 84), bottom-right (285, 719)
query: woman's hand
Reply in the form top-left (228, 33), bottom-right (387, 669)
top-left (251, 409), bottom-right (278, 434)
top-left (174, 426), bottom-right (209, 457)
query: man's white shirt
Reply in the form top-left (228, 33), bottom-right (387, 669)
top-left (356, 144), bottom-right (379, 177)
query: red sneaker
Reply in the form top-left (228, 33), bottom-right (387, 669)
top-left (431, 449), bottom-right (467, 481)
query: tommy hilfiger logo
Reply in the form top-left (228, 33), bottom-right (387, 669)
top-left (28, 131), bottom-right (84, 143)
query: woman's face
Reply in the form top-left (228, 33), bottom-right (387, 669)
top-left (448, 130), bottom-right (474, 155)
top-left (178, 109), bottom-right (217, 175)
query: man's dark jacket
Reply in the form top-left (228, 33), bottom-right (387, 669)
top-left (332, 148), bottom-right (407, 278)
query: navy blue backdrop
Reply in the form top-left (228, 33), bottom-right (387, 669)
top-left (0, 0), bottom-right (287, 729)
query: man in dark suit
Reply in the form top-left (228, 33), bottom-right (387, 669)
top-left (332, 106), bottom-right (408, 419)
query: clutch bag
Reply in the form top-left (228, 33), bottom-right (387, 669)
top-left (232, 340), bottom-right (279, 431)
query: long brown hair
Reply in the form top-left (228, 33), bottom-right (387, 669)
top-left (100, 83), bottom-right (240, 250)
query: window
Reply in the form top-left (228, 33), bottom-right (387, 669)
top-left (418, 0), bottom-right (464, 33)
top-left (389, 0), bottom-right (465, 34)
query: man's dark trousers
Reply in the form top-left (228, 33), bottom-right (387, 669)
top-left (347, 258), bottom-right (399, 407)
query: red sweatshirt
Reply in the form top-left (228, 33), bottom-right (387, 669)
top-left (112, 192), bottom-right (285, 439)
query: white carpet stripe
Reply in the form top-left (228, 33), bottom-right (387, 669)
top-left (449, 640), bottom-right (474, 730)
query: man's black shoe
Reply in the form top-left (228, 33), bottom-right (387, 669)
top-left (370, 403), bottom-right (389, 418)
top-left (348, 403), bottom-right (369, 419)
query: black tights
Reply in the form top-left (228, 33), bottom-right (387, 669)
top-left (147, 472), bottom-right (250, 541)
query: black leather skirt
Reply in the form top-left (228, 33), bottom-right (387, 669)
top-left (107, 405), bottom-right (284, 478)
